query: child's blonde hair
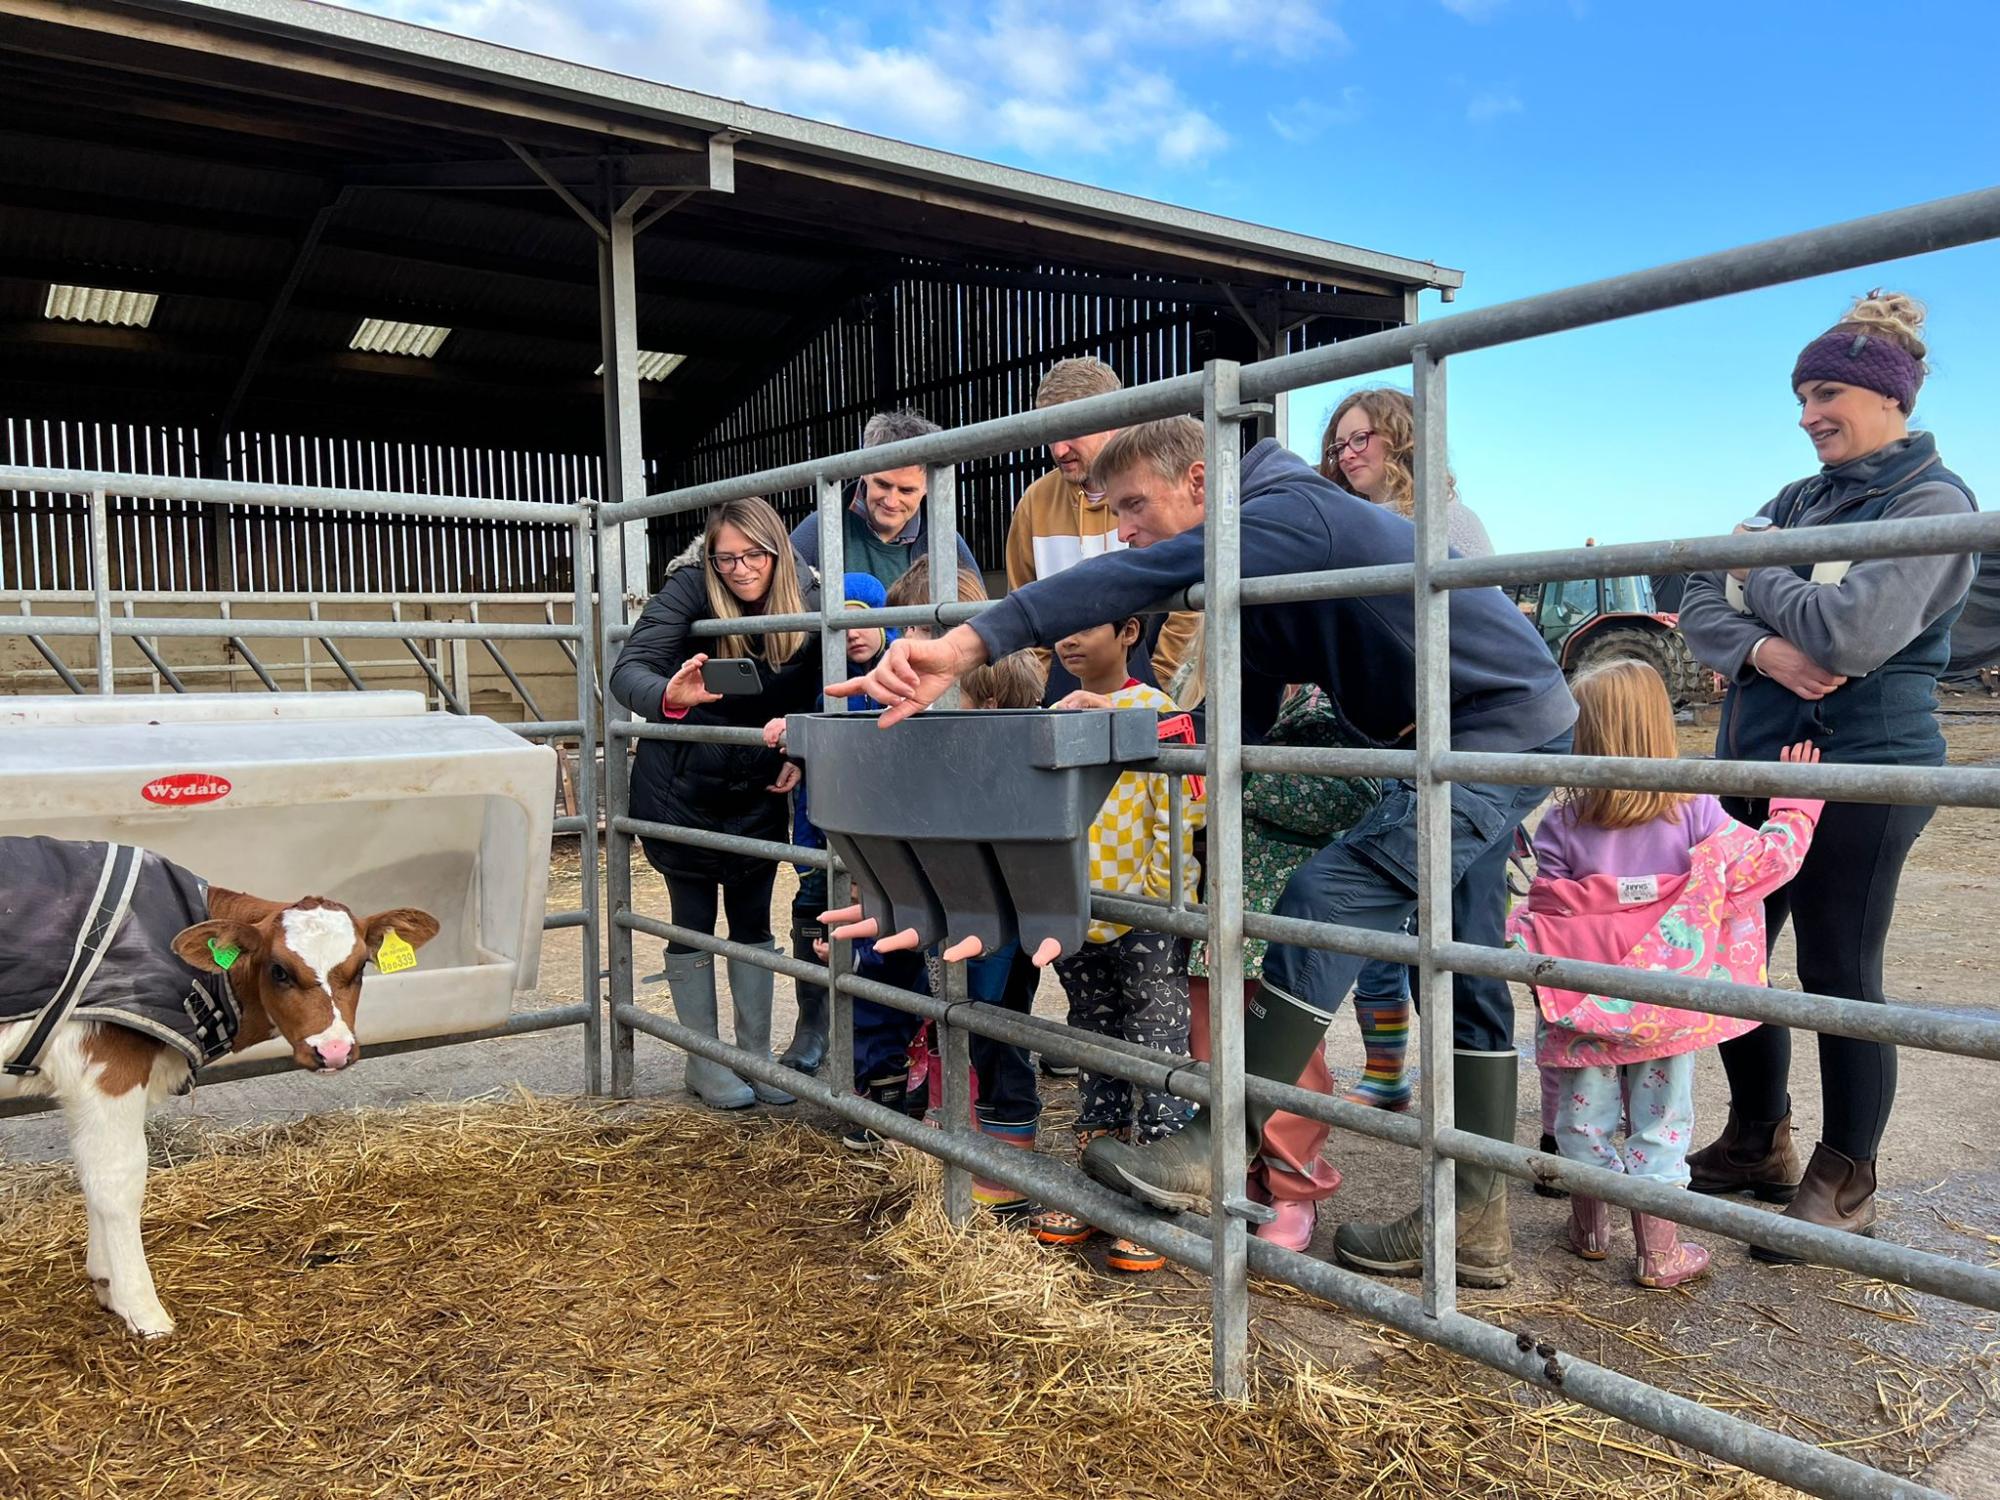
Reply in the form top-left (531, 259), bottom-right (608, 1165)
top-left (885, 558), bottom-right (988, 610)
top-left (964, 650), bottom-right (1047, 709)
top-left (1559, 660), bottom-right (1690, 831)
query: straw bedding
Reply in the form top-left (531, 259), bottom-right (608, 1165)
top-left (0, 1095), bottom-right (1791, 1499)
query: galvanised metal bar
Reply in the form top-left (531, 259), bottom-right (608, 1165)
top-left (21, 631), bottom-right (87, 694)
top-left (610, 185), bottom-right (2000, 528)
top-left (0, 617), bottom-right (584, 641)
top-left (227, 635), bottom-right (282, 693)
top-left (925, 459), bottom-right (974, 1220)
top-left (544, 909), bottom-right (590, 930)
top-left (1410, 347), bottom-right (1458, 1317)
top-left (572, 500), bottom-right (605, 1097)
top-left (1435, 938), bottom-right (2000, 1060)
top-left (0, 466), bottom-right (583, 526)
top-left (0, 1003), bottom-right (595, 1122)
top-left (599, 503), bottom-right (639, 1101)
top-left (516, 720), bottom-right (589, 738)
top-left (123, 604), bottom-right (190, 693)
top-left (1432, 1128), bottom-right (2000, 1311)
top-left (1202, 360), bottom-right (1252, 1398)
top-left (472, 604), bottom-right (548, 722)
top-left (401, 637), bottom-right (467, 714)
top-left (617, 815), bottom-right (832, 870)
top-left (687, 600), bottom-right (990, 638)
top-left (818, 474), bottom-right (856, 1107)
top-left (310, 607), bottom-right (371, 691)
top-left (1441, 748), bottom-right (2000, 809)
top-left (1237, 1236), bottom-right (1949, 1500)
top-left (88, 488), bottom-right (113, 696)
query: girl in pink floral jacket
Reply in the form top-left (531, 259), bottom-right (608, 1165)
top-left (1507, 662), bottom-right (1822, 1289)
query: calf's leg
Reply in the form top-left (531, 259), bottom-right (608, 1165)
top-left (65, 1038), bottom-right (174, 1338)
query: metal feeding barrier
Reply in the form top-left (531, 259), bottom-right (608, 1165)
top-left (3, 183), bottom-right (1999, 1497)
top-left (0, 472), bottom-right (605, 1101)
top-left (597, 185), bottom-right (2000, 1500)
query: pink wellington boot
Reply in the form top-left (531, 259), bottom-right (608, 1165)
top-left (1632, 1212), bottom-right (1711, 1289)
top-left (1255, 1196), bottom-right (1318, 1252)
top-left (1567, 1195), bottom-right (1611, 1261)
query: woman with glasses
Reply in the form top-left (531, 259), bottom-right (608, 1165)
top-left (1678, 291), bottom-right (1974, 1254)
top-left (610, 496), bottom-right (823, 1110)
top-left (1317, 388), bottom-right (1501, 1125)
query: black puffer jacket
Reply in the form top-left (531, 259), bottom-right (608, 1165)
top-left (609, 550), bottom-right (824, 883)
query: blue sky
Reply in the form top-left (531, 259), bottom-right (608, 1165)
top-left (359, 0), bottom-right (2000, 550)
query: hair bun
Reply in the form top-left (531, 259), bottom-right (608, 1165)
top-left (1842, 288), bottom-right (1929, 363)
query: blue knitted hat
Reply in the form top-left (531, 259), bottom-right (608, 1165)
top-left (840, 572), bottom-right (888, 611)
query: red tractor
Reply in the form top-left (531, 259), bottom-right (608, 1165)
top-left (1508, 571), bottom-right (1712, 707)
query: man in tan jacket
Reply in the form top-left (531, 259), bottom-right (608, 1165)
top-left (1006, 358), bottom-right (1199, 701)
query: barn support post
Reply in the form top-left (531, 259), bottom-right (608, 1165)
top-left (816, 476), bottom-right (856, 1096)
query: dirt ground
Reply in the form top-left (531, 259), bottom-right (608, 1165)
top-left (5, 705), bottom-right (1999, 1493)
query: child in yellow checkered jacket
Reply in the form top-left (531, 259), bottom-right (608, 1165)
top-left (1029, 614), bottom-right (1206, 1272)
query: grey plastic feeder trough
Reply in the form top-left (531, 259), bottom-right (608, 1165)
top-left (784, 707), bottom-right (1162, 960)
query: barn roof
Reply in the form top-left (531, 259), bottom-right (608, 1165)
top-left (0, 0), bottom-right (1461, 453)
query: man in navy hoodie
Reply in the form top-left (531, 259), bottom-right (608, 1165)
top-left (831, 414), bottom-right (1574, 1286)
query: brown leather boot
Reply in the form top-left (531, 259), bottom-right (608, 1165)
top-left (1750, 1143), bottom-right (1877, 1264)
top-left (1686, 1104), bottom-right (1802, 1202)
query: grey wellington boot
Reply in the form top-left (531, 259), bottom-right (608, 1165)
top-left (779, 920), bottom-right (830, 1075)
top-left (1082, 982), bottom-right (1336, 1212)
top-left (1332, 1048), bottom-right (1519, 1289)
top-left (726, 940), bottom-right (795, 1105)
top-left (663, 948), bottom-right (754, 1110)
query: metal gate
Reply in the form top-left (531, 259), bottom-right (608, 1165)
top-left (3, 184), bottom-right (2000, 1498)
top-left (596, 186), bottom-right (2000, 1500)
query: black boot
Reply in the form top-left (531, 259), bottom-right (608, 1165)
top-left (779, 920), bottom-right (829, 1075)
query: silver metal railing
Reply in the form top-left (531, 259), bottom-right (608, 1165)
top-left (0, 474), bottom-right (606, 1103)
top-left (594, 185), bottom-right (2000, 1500)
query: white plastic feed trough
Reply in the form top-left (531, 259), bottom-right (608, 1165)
top-left (0, 694), bottom-right (557, 1057)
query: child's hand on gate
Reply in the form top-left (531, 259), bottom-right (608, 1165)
top-left (1778, 740), bottom-right (1822, 765)
top-left (761, 716), bottom-right (788, 749)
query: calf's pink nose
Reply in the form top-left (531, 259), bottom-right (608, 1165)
top-left (315, 1039), bottom-right (354, 1069)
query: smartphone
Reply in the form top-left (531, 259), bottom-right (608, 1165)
top-left (700, 657), bottom-right (762, 695)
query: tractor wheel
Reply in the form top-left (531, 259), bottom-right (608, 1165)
top-left (1566, 625), bottom-right (1710, 708)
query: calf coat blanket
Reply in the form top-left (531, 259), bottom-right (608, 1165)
top-left (1505, 799), bottom-right (1821, 1068)
top-left (0, 836), bottom-right (238, 1074)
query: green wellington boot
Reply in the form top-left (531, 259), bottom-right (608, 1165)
top-left (1082, 982), bottom-right (1336, 1212)
top-left (1332, 1048), bottom-right (1519, 1289)
top-left (663, 948), bottom-right (755, 1110)
top-left (726, 940), bottom-right (796, 1105)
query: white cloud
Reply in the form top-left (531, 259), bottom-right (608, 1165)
top-left (1440, 0), bottom-right (1507, 18)
top-left (1266, 87), bottom-right (1365, 143)
top-left (353, 0), bottom-right (1351, 169)
top-left (1466, 86), bottom-right (1524, 123)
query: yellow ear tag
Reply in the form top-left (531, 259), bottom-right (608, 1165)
top-left (376, 930), bottom-right (418, 975)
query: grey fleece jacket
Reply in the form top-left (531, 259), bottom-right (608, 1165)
top-left (1680, 434), bottom-right (1974, 682)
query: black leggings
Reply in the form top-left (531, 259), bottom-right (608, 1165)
top-left (662, 867), bottom-right (777, 954)
top-left (1717, 797), bottom-right (1933, 1160)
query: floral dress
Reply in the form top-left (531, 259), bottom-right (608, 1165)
top-left (1191, 685), bottom-right (1383, 980)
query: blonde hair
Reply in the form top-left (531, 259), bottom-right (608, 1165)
top-left (1558, 660), bottom-right (1690, 831)
top-left (884, 558), bottom-right (989, 611)
top-left (701, 496), bottom-right (808, 665)
top-left (1095, 415), bottom-right (1204, 488)
top-left (1035, 357), bottom-right (1121, 407)
top-left (964, 650), bottom-right (1048, 709)
top-left (1318, 387), bottom-right (1458, 516)
top-left (1171, 618), bottom-right (1206, 711)
top-left (1834, 288), bottom-right (1930, 366)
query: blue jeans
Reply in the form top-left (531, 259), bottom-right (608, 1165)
top-left (1354, 956), bottom-right (1412, 1006)
top-left (1261, 732), bottom-right (1568, 1054)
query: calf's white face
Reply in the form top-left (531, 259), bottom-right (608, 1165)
top-left (173, 894), bottom-right (440, 1073)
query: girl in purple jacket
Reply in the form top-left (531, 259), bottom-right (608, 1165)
top-left (1512, 663), bottom-right (1821, 1289)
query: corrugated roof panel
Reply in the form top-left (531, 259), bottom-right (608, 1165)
top-left (43, 283), bottom-right (159, 326)
top-left (349, 317), bottom-right (450, 357)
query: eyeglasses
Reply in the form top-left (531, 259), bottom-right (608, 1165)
top-left (1326, 429), bottom-right (1378, 460)
top-left (710, 548), bottom-right (774, 574)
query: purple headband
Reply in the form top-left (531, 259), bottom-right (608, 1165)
top-left (1791, 328), bottom-right (1923, 411)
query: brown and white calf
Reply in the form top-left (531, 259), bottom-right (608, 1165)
top-left (0, 882), bottom-right (437, 1339)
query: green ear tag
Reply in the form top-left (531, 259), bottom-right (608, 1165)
top-left (207, 937), bottom-right (241, 971)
